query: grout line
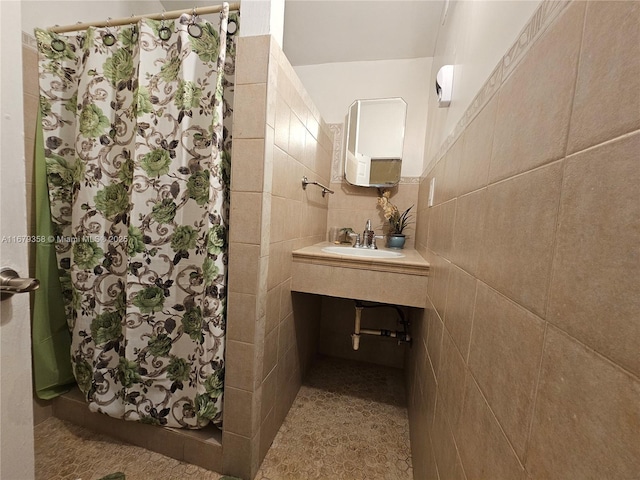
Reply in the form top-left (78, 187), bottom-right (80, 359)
top-left (522, 321), bottom-right (549, 469)
top-left (431, 306), bottom-right (445, 382)
top-left (546, 322), bottom-right (640, 383)
top-left (468, 280), bottom-right (550, 459)
top-left (542, 153), bottom-right (569, 318)
top-left (454, 369), bottom-right (471, 479)
top-left (466, 369), bottom-right (528, 472)
top-left (441, 263), bottom-right (455, 333)
top-left (561, 0), bottom-right (588, 159)
top-left (565, 128), bottom-right (640, 159)
top-left (476, 280), bottom-right (546, 325)
top-left (484, 157), bottom-right (564, 191)
top-left (445, 196), bottom-right (458, 273)
top-left (484, 82), bottom-right (501, 191)
top-left (438, 387), bottom-right (470, 480)
top-left (465, 279), bottom-right (480, 364)
top-left (454, 184), bottom-right (488, 201)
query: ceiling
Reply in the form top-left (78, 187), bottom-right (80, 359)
top-left (160, 0), bottom-right (444, 66)
top-left (283, 1), bottom-right (443, 65)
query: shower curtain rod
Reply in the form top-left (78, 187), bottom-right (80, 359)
top-left (48, 2), bottom-right (241, 34)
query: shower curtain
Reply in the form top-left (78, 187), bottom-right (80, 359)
top-left (34, 4), bottom-right (238, 428)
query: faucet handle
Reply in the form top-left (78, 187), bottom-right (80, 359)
top-left (372, 235), bottom-right (385, 250)
top-left (348, 232), bottom-right (361, 248)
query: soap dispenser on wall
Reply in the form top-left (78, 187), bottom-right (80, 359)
top-left (435, 65), bottom-right (454, 108)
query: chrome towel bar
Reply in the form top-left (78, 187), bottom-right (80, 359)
top-left (301, 176), bottom-right (334, 197)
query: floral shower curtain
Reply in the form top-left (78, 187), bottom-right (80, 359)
top-left (35, 4), bottom-right (238, 428)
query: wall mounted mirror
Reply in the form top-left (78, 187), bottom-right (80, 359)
top-left (344, 97), bottom-right (407, 187)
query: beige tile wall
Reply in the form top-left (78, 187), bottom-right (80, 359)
top-left (224, 34), bottom-right (333, 479)
top-left (327, 180), bottom-right (419, 249)
top-left (408, 1), bottom-right (640, 479)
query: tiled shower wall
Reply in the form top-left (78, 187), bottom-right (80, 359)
top-left (408, 2), bottom-right (639, 479)
top-left (224, 35), bottom-right (333, 479)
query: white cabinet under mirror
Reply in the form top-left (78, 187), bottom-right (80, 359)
top-left (344, 97), bottom-right (407, 187)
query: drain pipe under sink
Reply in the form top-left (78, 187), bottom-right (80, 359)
top-left (351, 304), bottom-right (363, 350)
top-left (350, 300), bottom-right (412, 350)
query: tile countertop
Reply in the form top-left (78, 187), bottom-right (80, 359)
top-left (292, 242), bottom-right (430, 276)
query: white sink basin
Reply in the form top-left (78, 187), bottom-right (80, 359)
top-left (321, 245), bottom-right (405, 259)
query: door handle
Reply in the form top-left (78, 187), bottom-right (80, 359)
top-left (1, 268), bottom-right (40, 300)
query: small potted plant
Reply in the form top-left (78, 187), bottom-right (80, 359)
top-left (377, 189), bottom-right (413, 249)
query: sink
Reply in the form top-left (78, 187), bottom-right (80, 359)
top-left (321, 245), bottom-right (405, 259)
top-left (292, 242), bottom-right (429, 308)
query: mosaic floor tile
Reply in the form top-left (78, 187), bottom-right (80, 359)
top-left (34, 418), bottom-right (222, 480)
top-left (257, 356), bottom-right (413, 480)
top-left (34, 356), bottom-right (413, 480)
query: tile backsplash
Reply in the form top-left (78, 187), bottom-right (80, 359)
top-left (327, 122), bottom-right (420, 249)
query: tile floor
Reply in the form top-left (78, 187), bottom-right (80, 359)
top-left (256, 356), bottom-right (413, 480)
top-left (34, 356), bottom-right (413, 480)
top-left (34, 418), bottom-right (223, 480)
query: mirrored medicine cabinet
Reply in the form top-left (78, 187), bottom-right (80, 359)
top-left (343, 97), bottom-right (407, 187)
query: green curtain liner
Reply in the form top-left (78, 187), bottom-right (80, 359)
top-left (32, 107), bottom-right (75, 399)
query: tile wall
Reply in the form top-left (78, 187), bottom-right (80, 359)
top-left (223, 34), bottom-right (334, 479)
top-left (408, 1), bottom-right (640, 479)
top-left (327, 180), bottom-right (419, 249)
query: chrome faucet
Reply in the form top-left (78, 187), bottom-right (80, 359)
top-left (349, 220), bottom-right (385, 249)
top-left (362, 219), bottom-right (375, 248)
